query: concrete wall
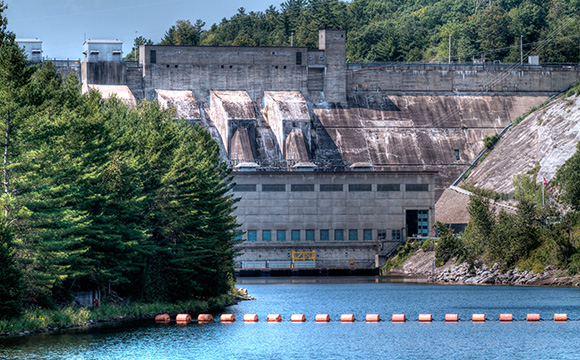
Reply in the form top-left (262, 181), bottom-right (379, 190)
top-left (233, 171), bottom-right (435, 267)
top-left (347, 64), bottom-right (580, 95)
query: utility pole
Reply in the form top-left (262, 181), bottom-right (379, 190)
top-left (520, 35), bottom-right (523, 65)
top-left (448, 34), bottom-right (451, 64)
top-left (3, 109), bottom-right (9, 217)
top-left (291, 32), bottom-right (294, 47)
top-left (135, 31), bottom-right (138, 61)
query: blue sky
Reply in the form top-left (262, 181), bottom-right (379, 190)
top-left (5, 0), bottom-right (280, 59)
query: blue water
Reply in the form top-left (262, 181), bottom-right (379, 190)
top-left (1, 277), bottom-right (580, 359)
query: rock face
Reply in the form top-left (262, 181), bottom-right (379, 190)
top-left (465, 93), bottom-right (580, 194)
top-left (393, 250), bottom-right (580, 287)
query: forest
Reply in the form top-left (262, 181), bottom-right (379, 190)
top-left (127, 0), bottom-right (580, 64)
top-left (0, 4), bottom-right (239, 320)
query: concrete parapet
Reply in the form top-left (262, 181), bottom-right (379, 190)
top-left (83, 84), bottom-right (137, 108)
top-left (155, 89), bottom-right (201, 121)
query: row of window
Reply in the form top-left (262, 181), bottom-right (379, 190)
top-left (233, 183), bottom-right (429, 193)
top-left (237, 229), bottom-right (403, 242)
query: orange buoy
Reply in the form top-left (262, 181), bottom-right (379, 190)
top-left (418, 314), bottom-right (433, 322)
top-left (291, 314), bottom-right (306, 322)
top-left (472, 314), bottom-right (486, 322)
top-left (554, 313), bottom-right (567, 322)
top-left (267, 314), bottom-right (282, 322)
top-left (155, 313), bottom-right (170, 323)
top-left (176, 314), bottom-right (192, 324)
top-left (499, 314), bottom-right (513, 322)
top-left (527, 314), bottom-right (540, 322)
top-left (315, 314), bottom-right (330, 322)
top-left (197, 314), bottom-right (213, 323)
top-left (243, 314), bottom-right (259, 322)
top-left (392, 314), bottom-right (406, 322)
top-left (445, 314), bottom-right (458, 322)
top-left (340, 314), bottom-right (355, 322)
top-left (220, 314), bottom-right (236, 322)
top-left (366, 314), bottom-right (380, 322)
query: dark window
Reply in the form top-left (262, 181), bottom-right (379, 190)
top-left (263, 184), bottom-right (285, 192)
top-left (377, 230), bottom-right (387, 240)
top-left (248, 230), bottom-right (257, 241)
top-left (335, 229), bottom-right (344, 241)
top-left (454, 149), bottom-right (460, 161)
top-left (263, 230), bottom-right (271, 241)
top-left (234, 230), bottom-right (243, 241)
top-left (363, 229), bottom-right (373, 241)
top-left (392, 229), bottom-right (401, 241)
top-left (320, 184), bottom-right (343, 192)
top-left (406, 184), bottom-right (429, 192)
top-left (378, 184), bottom-right (400, 192)
top-left (306, 230), bottom-right (315, 241)
top-left (349, 184), bottom-right (372, 192)
top-left (150, 50), bottom-right (156, 64)
top-left (291, 184), bottom-right (314, 192)
top-left (277, 230), bottom-right (286, 241)
top-left (233, 184), bottom-right (256, 192)
top-left (349, 229), bottom-right (358, 241)
top-left (320, 229), bottom-right (329, 241)
top-left (175, 65), bottom-right (178, 68)
top-left (291, 230), bottom-right (300, 241)
top-left (296, 51), bottom-right (302, 65)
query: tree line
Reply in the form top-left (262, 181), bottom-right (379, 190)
top-left (127, 0), bottom-right (580, 64)
top-left (0, 4), bottom-right (239, 319)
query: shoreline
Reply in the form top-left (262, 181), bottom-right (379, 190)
top-left (0, 293), bottom-right (248, 338)
top-left (388, 249), bottom-right (580, 287)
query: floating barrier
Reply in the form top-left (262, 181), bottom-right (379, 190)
top-left (155, 313), bottom-right (170, 323)
top-left (267, 314), bottom-right (282, 322)
top-left (499, 314), bottom-right (513, 322)
top-left (341, 314), bottom-right (355, 322)
top-left (366, 314), bottom-right (380, 322)
top-left (527, 314), bottom-right (540, 322)
top-left (220, 314), bottom-right (236, 322)
top-left (197, 314), bottom-right (213, 323)
top-left (472, 314), bottom-right (486, 322)
top-left (315, 314), bottom-right (330, 322)
top-left (243, 314), bottom-right (259, 322)
top-left (418, 314), bottom-right (433, 322)
top-left (445, 314), bottom-right (458, 322)
top-left (554, 313), bottom-right (567, 322)
top-left (176, 314), bottom-right (192, 324)
top-left (291, 314), bottom-right (306, 322)
top-left (392, 314), bottom-right (406, 322)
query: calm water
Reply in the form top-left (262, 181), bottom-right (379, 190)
top-left (2, 277), bottom-right (580, 359)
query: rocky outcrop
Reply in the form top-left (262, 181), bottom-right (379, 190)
top-left (392, 249), bottom-right (580, 286)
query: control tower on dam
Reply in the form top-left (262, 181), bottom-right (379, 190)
top-left (71, 30), bottom-right (579, 269)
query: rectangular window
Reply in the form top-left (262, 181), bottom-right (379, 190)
top-left (377, 230), bottom-right (387, 240)
top-left (296, 51), bottom-right (302, 65)
top-left (263, 184), bottom-right (285, 192)
top-left (392, 229), bottom-right (401, 241)
top-left (277, 230), bottom-right (286, 241)
top-left (377, 184), bottom-right (400, 192)
top-left (320, 229), bottom-right (329, 241)
top-left (150, 50), bottom-right (156, 64)
top-left (335, 229), bottom-right (344, 241)
top-left (306, 229), bottom-right (315, 241)
top-left (363, 229), bottom-right (373, 241)
top-left (291, 184), bottom-right (315, 192)
top-left (248, 230), bottom-right (257, 241)
top-left (406, 184), bottom-right (429, 192)
top-left (349, 229), bottom-right (358, 241)
top-left (234, 230), bottom-right (243, 241)
top-left (291, 230), bottom-right (301, 241)
top-left (233, 184), bottom-right (256, 192)
top-left (454, 149), bottom-right (460, 161)
top-left (262, 230), bottom-right (271, 241)
top-left (320, 184), bottom-right (343, 192)
top-left (349, 184), bottom-right (372, 192)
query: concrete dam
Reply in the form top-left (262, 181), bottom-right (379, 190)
top-left (68, 30), bottom-right (579, 269)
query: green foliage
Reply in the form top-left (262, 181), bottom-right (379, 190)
top-left (147, 0), bottom-right (580, 64)
top-left (380, 240), bottom-right (425, 273)
top-left (434, 222), bottom-right (464, 265)
top-left (0, 221), bottom-right (22, 319)
top-left (483, 134), bottom-right (499, 150)
top-left (556, 142), bottom-right (580, 211)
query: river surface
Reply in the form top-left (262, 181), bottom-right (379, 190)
top-left (1, 277), bottom-right (580, 359)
